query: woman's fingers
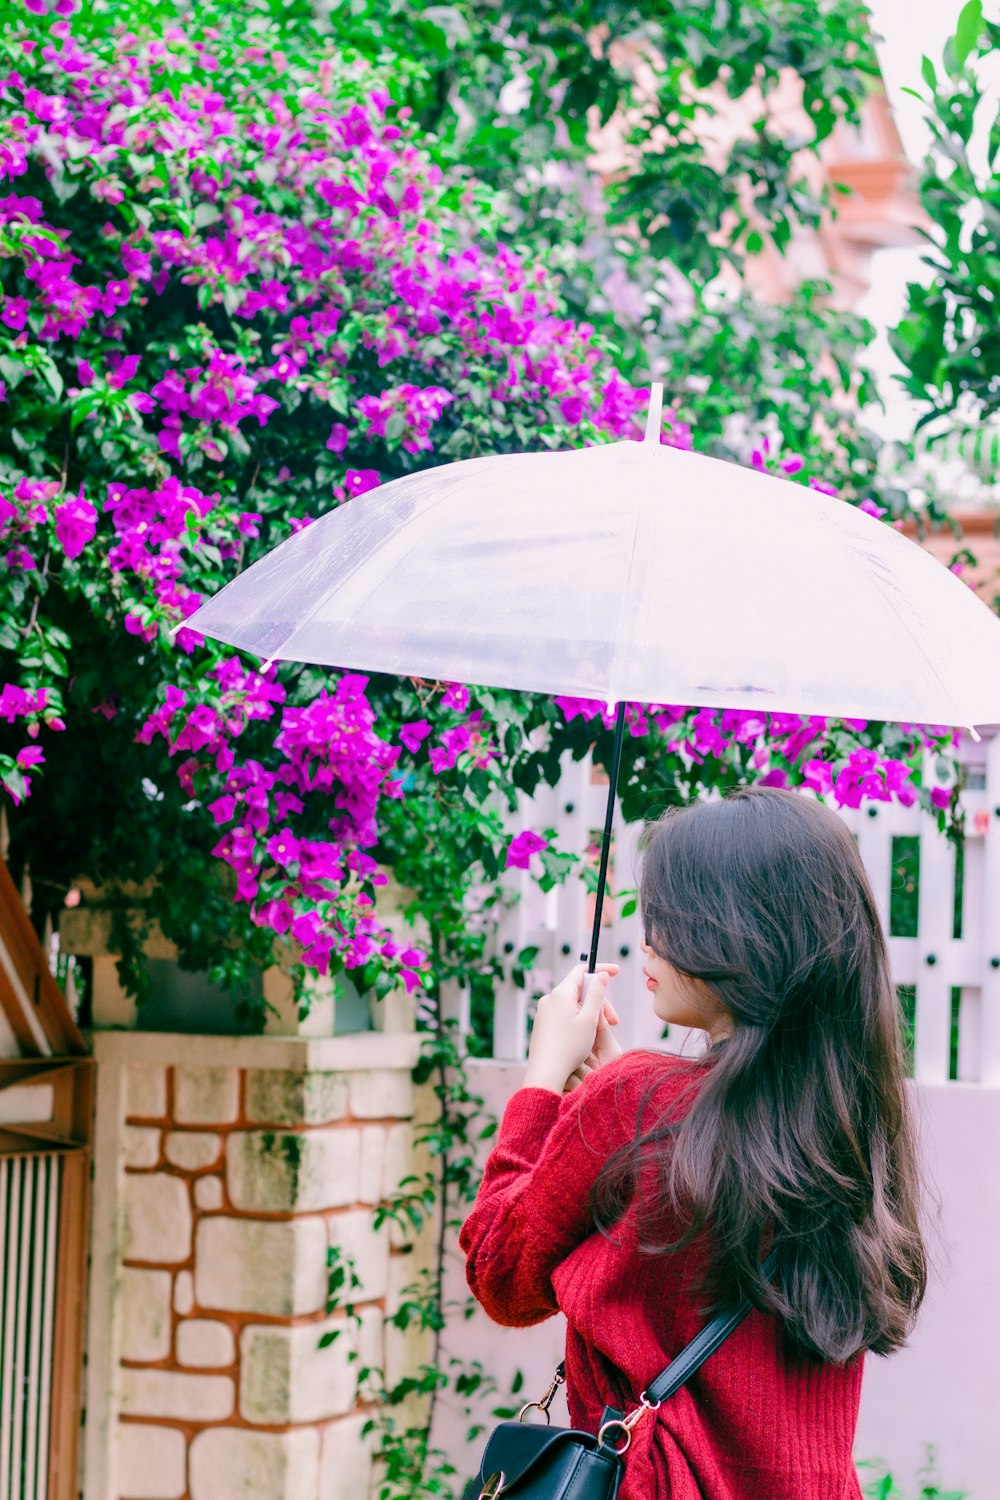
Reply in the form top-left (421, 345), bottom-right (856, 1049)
top-left (525, 963), bottom-right (621, 1093)
top-left (564, 1064), bottom-right (591, 1092)
top-left (593, 1017), bottom-right (624, 1067)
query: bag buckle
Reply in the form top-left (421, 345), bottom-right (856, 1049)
top-left (597, 1389), bottom-right (662, 1455)
top-left (517, 1364), bottom-right (566, 1426)
top-left (479, 1473), bottom-right (507, 1499)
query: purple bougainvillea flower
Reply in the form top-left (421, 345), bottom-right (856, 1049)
top-left (207, 794), bottom-right (237, 826)
top-left (344, 468), bottom-right (380, 497)
top-left (253, 898), bottom-right (293, 934)
top-left (16, 745), bottom-right (45, 768)
top-left (506, 830), bottom-right (548, 869)
top-left (757, 767), bottom-right (790, 788)
top-left (107, 353), bottom-right (140, 389)
top-left (399, 719), bottom-right (431, 753)
top-left (54, 485), bottom-right (97, 559)
top-left (441, 683), bottom-right (470, 713)
top-left (1, 296), bottom-right (30, 331)
top-left (801, 759), bottom-right (834, 797)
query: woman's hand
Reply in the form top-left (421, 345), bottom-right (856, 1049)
top-left (523, 963), bottom-right (621, 1096)
top-left (564, 994), bottom-right (624, 1092)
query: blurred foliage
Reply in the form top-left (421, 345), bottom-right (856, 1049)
top-left (325, 0), bottom-right (888, 487)
top-left (857, 1448), bottom-right (968, 1499)
top-left (651, 279), bottom-right (882, 498)
top-left (327, 0), bottom-right (879, 284)
top-left (890, 0), bottom-right (1000, 432)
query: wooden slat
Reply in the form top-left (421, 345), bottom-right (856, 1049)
top-left (24, 1160), bottom-right (44, 1500)
top-left (0, 1060), bottom-right (92, 1158)
top-left (36, 1159), bottom-right (59, 1500)
top-left (0, 862), bottom-right (83, 1058)
top-left (0, 1127), bottom-right (86, 1156)
top-left (46, 1153), bottom-right (88, 1500)
top-left (0, 957), bottom-right (47, 1057)
top-left (0, 1059), bottom-right (86, 1092)
top-left (0, 1158), bottom-right (15, 1500)
top-left (11, 1155), bottom-right (31, 1500)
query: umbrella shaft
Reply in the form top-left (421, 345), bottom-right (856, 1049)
top-left (588, 701), bottom-right (627, 972)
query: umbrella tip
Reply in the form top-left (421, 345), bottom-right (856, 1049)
top-left (643, 382), bottom-right (664, 445)
top-left (969, 725), bottom-right (982, 743)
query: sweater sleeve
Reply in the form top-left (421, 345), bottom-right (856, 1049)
top-left (459, 1056), bottom-right (650, 1327)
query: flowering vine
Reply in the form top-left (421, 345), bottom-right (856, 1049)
top-left (0, 0), bottom-right (957, 1012)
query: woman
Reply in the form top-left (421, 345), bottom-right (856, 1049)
top-left (460, 787), bottom-right (926, 1498)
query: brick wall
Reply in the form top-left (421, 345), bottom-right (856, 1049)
top-left (84, 1032), bottom-right (429, 1500)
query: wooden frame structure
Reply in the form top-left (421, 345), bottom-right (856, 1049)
top-left (0, 858), bottom-right (91, 1500)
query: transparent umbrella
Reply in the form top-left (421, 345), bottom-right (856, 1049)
top-left (186, 386), bottom-right (1000, 969)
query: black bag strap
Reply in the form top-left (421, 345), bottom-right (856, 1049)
top-left (552, 1247), bottom-right (780, 1416)
top-left (645, 1247), bottom-right (780, 1405)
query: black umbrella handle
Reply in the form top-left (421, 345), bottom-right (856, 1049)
top-left (587, 700), bottom-right (628, 972)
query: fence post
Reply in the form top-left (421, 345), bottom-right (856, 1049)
top-left (980, 733), bottom-right (1000, 1084)
top-left (913, 787), bottom-right (957, 1084)
top-left (550, 754), bottom-right (595, 972)
top-left (856, 805), bottom-right (893, 929)
top-left (492, 849), bottom-right (531, 1062)
top-left (439, 981), bottom-right (471, 1052)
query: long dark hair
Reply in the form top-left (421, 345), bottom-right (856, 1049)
top-left (593, 786), bottom-right (927, 1363)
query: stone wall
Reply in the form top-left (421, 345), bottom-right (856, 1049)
top-left (83, 1031), bottom-right (430, 1500)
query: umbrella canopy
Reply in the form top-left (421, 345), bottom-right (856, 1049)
top-left (186, 387), bottom-right (1000, 975)
top-left (188, 390), bottom-right (1000, 732)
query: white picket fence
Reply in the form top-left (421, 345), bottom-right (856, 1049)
top-left (451, 729), bottom-right (1000, 1086)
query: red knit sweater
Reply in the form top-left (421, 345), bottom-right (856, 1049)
top-left (460, 1051), bottom-right (864, 1500)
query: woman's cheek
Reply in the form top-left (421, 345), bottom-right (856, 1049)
top-left (652, 978), bottom-right (701, 1029)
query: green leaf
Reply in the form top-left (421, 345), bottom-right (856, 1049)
top-left (954, 0), bottom-right (983, 67)
top-left (2, 768), bottom-right (28, 803)
top-left (38, 357), bottom-right (64, 400)
top-left (920, 55), bottom-right (937, 90)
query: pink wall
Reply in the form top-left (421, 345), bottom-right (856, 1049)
top-left (441, 1066), bottom-right (999, 1498)
top-left (854, 1082), bottom-right (1000, 1496)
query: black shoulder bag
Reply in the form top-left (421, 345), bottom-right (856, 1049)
top-left (462, 1249), bottom-right (778, 1500)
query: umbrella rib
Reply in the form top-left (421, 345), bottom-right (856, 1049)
top-left (586, 494), bottom-right (648, 968)
top-left (605, 491), bottom-right (648, 708)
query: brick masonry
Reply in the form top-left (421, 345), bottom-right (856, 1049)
top-left (111, 1052), bottom-right (429, 1500)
